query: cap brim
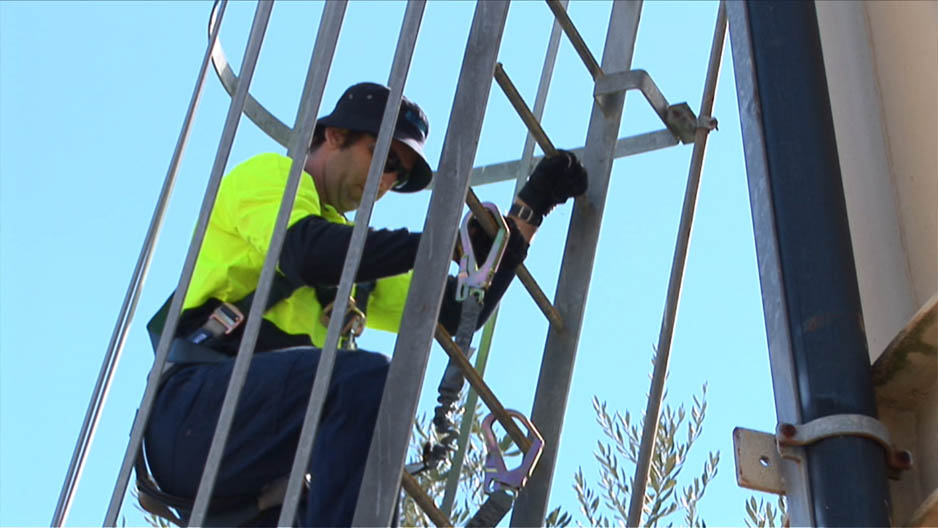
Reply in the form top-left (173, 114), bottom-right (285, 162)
top-left (315, 116), bottom-right (433, 193)
top-left (391, 135), bottom-right (433, 193)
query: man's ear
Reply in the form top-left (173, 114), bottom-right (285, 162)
top-left (324, 127), bottom-right (347, 148)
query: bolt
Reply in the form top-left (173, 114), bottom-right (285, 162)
top-left (896, 450), bottom-right (912, 467)
top-left (779, 423), bottom-right (797, 438)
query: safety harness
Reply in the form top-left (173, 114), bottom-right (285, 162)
top-left (137, 273), bottom-right (375, 526)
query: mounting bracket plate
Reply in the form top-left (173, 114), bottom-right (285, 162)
top-left (733, 427), bottom-right (786, 495)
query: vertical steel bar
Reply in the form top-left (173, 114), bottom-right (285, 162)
top-left (353, 3), bottom-right (511, 524)
top-left (494, 63), bottom-right (557, 156)
top-left (725, 3), bottom-right (814, 523)
top-left (441, 16), bottom-right (567, 508)
top-left (732, 2), bottom-right (890, 525)
top-left (179, 2), bottom-right (278, 524)
top-left (101, 2), bottom-right (250, 524)
top-left (510, 2), bottom-right (643, 525)
top-left (516, 0), bottom-right (566, 193)
top-left (54, 3), bottom-right (231, 525)
top-left (625, 3), bottom-right (726, 525)
top-left (275, 2), bottom-right (423, 525)
top-left (440, 310), bottom-right (499, 517)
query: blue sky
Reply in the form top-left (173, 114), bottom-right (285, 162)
top-left (0, 1), bottom-right (777, 526)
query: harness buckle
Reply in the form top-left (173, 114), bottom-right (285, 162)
top-left (209, 302), bottom-right (244, 335)
top-left (481, 410), bottom-right (544, 493)
top-left (320, 297), bottom-right (367, 341)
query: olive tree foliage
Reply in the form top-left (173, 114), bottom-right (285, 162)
top-left (545, 377), bottom-right (720, 528)
top-left (744, 495), bottom-right (787, 527)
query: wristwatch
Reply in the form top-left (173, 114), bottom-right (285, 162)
top-left (509, 202), bottom-right (543, 227)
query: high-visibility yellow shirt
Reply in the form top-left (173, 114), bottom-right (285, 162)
top-left (183, 152), bottom-right (411, 347)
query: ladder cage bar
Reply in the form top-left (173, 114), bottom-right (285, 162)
top-left (209, 1), bottom-right (293, 148)
top-left (402, 472), bottom-right (453, 527)
top-left (725, 2), bottom-right (815, 523)
top-left (184, 1), bottom-right (304, 523)
top-left (105, 0), bottom-right (272, 523)
top-left (440, 309), bottom-right (499, 517)
top-left (353, 3), bottom-right (511, 524)
top-left (434, 326), bottom-right (532, 451)
top-left (516, 0), bottom-right (566, 194)
top-left (54, 3), bottom-right (231, 525)
top-left (276, 1), bottom-right (424, 525)
top-left (468, 129), bottom-right (678, 188)
top-left (594, 70), bottom-right (672, 126)
top-left (511, 1), bottom-right (643, 524)
top-left (443, 10), bottom-right (567, 506)
top-left (545, 0), bottom-right (602, 80)
top-left (625, 2), bottom-right (726, 525)
top-left (494, 63), bottom-right (557, 156)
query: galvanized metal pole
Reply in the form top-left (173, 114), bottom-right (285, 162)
top-left (352, 2), bottom-right (511, 525)
top-left (440, 311), bottom-right (498, 517)
top-left (511, 2), bottom-right (643, 525)
top-left (729, 1), bottom-right (890, 525)
top-left (625, 3), bottom-right (726, 525)
top-left (52, 4), bottom-right (231, 526)
top-left (276, 1), bottom-right (423, 525)
top-left (517, 0), bottom-right (565, 192)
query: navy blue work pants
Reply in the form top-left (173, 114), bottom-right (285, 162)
top-left (144, 347), bottom-right (390, 527)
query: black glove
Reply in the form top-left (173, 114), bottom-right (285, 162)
top-left (517, 150), bottom-right (588, 220)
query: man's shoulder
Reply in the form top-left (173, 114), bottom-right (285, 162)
top-left (223, 152), bottom-right (314, 192)
top-left (227, 152), bottom-right (293, 179)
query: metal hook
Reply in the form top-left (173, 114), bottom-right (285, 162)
top-left (481, 410), bottom-right (545, 493)
top-left (457, 202), bottom-right (510, 302)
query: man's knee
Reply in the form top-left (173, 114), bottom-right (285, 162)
top-left (332, 350), bottom-right (390, 411)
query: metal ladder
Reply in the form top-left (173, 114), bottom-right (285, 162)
top-left (52, 0), bottom-right (727, 526)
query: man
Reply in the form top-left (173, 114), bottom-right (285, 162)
top-left (143, 82), bottom-right (587, 526)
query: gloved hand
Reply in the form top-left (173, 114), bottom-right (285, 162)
top-left (517, 149), bottom-right (588, 220)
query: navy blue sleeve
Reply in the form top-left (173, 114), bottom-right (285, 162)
top-left (279, 215), bottom-right (421, 286)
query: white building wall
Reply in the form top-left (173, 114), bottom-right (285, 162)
top-left (815, 2), bottom-right (937, 524)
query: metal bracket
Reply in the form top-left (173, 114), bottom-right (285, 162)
top-left (733, 427), bottom-right (786, 495)
top-left (593, 69), bottom-right (707, 144)
top-left (778, 414), bottom-right (913, 477)
top-left (735, 415), bottom-right (913, 495)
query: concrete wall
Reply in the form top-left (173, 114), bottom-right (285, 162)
top-left (816, 1), bottom-right (937, 361)
top-left (816, 2), bottom-right (937, 525)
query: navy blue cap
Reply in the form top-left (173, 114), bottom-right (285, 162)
top-left (316, 82), bottom-right (432, 193)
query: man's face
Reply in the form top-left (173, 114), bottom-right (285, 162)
top-left (320, 129), bottom-right (417, 213)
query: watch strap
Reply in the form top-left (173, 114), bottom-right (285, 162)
top-left (509, 202), bottom-right (543, 227)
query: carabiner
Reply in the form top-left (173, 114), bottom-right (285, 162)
top-left (481, 410), bottom-right (545, 493)
top-left (456, 202), bottom-right (510, 302)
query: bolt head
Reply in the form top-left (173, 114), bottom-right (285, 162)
top-left (897, 450), bottom-right (912, 466)
top-left (779, 423), bottom-right (797, 438)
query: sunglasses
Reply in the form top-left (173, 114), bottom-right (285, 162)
top-left (369, 142), bottom-right (411, 190)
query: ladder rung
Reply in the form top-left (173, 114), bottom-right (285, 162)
top-left (435, 325), bottom-right (533, 452)
top-left (545, 0), bottom-right (602, 80)
top-left (401, 471), bottom-right (453, 527)
top-left (494, 63), bottom-right (557, 157)
top-left (465, 190), bottom-right (564, 329)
